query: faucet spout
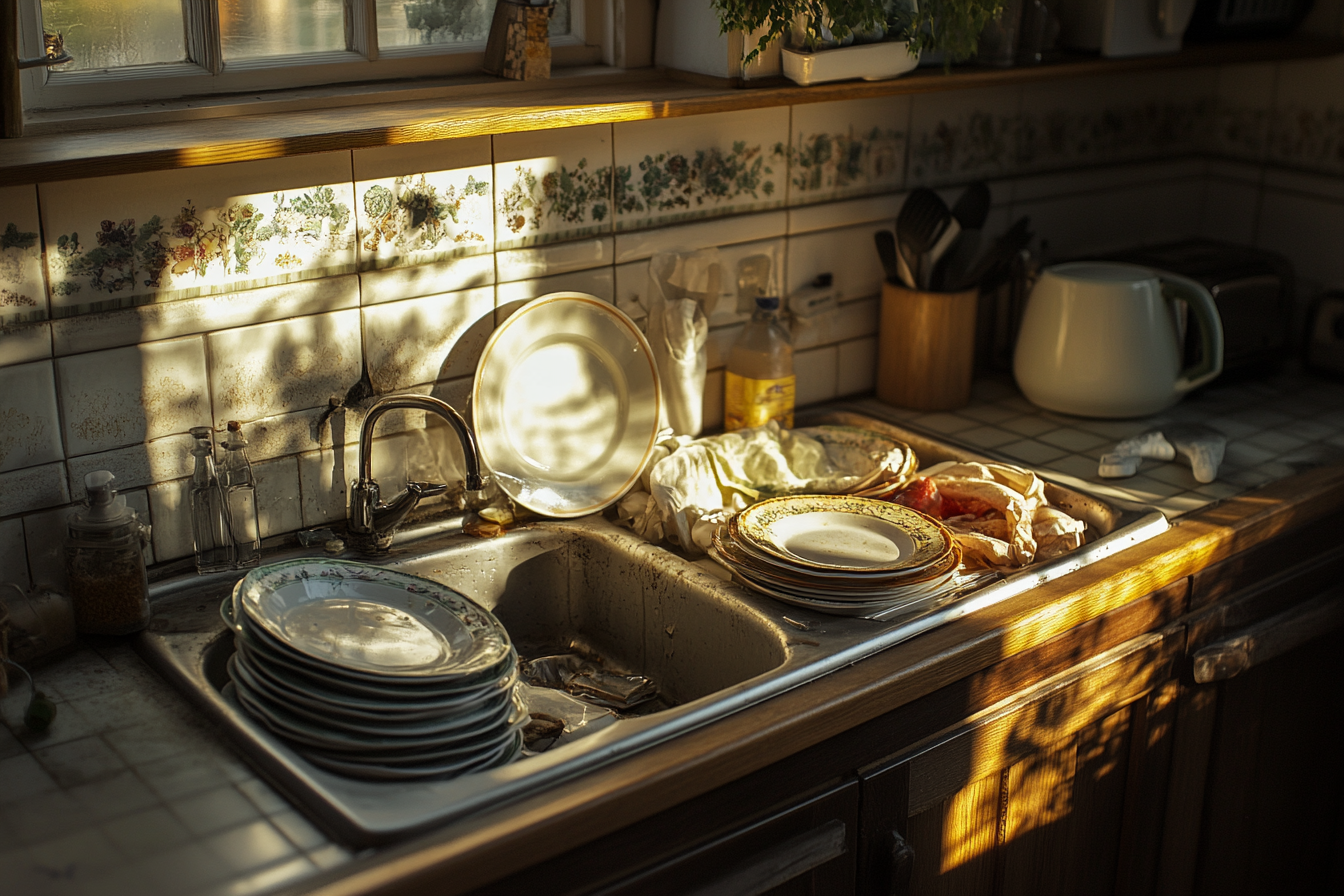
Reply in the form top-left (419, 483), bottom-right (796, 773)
top-left (347, 394), bottom-right (488, 553)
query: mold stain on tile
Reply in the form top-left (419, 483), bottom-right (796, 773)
top-left (0, 407), bottom-right (46, 468)
top-left (1, 221), bottom-right (43, 324)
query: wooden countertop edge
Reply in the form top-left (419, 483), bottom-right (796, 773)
top-left (291, 461), bottom-right (1344, 896)
top-left (3, 38), bottom-right (1341, 188)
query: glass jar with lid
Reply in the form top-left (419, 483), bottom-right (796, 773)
top-left (64, 470), bottom-right (152, 635)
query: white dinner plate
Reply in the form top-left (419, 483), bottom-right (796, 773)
top-left (472, 292), bottom-right (662, 518)
top-left (234, 559), bottom-right (512, 680)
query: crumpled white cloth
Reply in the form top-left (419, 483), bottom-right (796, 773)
top-left (614, 421), bottom-right (907, 554)
top-left (645, 250), bottom-right (720, 438)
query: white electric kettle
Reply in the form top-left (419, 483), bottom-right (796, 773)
top-left (1013, 262), bottom-right (1224, 418)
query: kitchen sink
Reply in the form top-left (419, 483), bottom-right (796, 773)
top-left (137, 408), bottom-right (1169, 847)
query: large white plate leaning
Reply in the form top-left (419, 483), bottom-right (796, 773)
top-left (473, 292), bottom-right (662, 518)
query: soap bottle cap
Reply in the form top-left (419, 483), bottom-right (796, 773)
top-left (68, 470), bottom-right (138, 539)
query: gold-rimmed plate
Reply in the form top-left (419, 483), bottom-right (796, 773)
top-left (734, 495), bottom-right (953, 574)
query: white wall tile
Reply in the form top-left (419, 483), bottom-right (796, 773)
top-left (788, 95), bottom-right (910, 205)
top-left (1256, 190), bottom-right (1344, 286)
top-left (147, 479), bottom-right (192, 563)
top-left (1199, 177), bottom-right (1261, 246)
top-left (0, 361), bottom-right (63, 474)
top-left (787, 192), bottom-right (904, 235)
top-left (0, 518), bottom-right (29, 590)
top-left (496, 268), bottom-right (615, 322)
top-left (1214, 63), bottom-right (1277, 162)
top-left (791, 298), bottom-right (880, 351)
top-left (358, 254), bottom-right (495, 306)
top-left (795, 344), bottom-right (838, 407)
top-left (0, 322), bottom-right (52, 367)
top-left (1013, 177), bottom-right (1203, 258)
top-left (1271, 55), bottom-right (1344, 176)
top-left (494, 124), bottom-right (614, 250)
top-left (52, 276), bottom-right (359, 357)
top-left (57, 336), bottom-right (210, 457)
top-left (253, 456), bottom-right (303, 539)
top-left (208, 309), bottom-right (362, 425)
top-left (613, 210), bottom-right (788, 264)
top-left (354, 136), bottom-right (494, 272)
top-left (1262, 167), bottom-right (1344, 203)
top-left (496, 236), bottom-right (613, 283)
top-left (363, 286), bottom-right (495, 392)
top-left (836, 336), bottom-right (878, 396)
top-left (65, 434), bottom-right (196, 501)
top-left (612, 107), bottom-right (789, 232)
top-left (121, 488), bottom-right (155, 566)
top-left (786, 224), bottom-right (887, 304)
top-left (0, 185), bottom-right (48, 328)
top-left (702, 368), bottom-right (725, 432)
top-left (41, 154), bottom-right (357, 317)
top-left (22, 506), bottom-right (68, 588)
top-left (228, 408), bottom-right (333, 464)
top-left (297, 434), bottom-right (409, 529)
top-left (0, 462), bottom-right (68, 516)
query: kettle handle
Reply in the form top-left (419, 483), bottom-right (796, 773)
top-left (1163, 272), bottom-right (1224, 395)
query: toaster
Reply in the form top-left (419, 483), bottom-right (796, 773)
top-left (1099, 239), bottom-right (1295, 381)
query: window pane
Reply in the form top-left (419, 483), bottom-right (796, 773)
top-left (377, 0), bottom-right (571, 50)
top-left (39, 0), bottom-right (186, 71)
top-left (220, 0), bottom-right (346, 60)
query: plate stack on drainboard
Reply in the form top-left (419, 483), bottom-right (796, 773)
top-left (222, 558), bottom-right (526, 781)
top-left (709, 494), bottom-right (965, 618)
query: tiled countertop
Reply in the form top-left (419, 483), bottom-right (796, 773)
top-left (3, 368), bottom-right (1341, 896)
top-left (852, 368), bottom-right (1344, 518)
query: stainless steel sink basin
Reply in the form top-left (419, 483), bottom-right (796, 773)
top-left (137, 409), bottom-right (1170, 847)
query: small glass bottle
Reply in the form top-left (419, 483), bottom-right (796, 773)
top-left (724, 295), bottom-right (795, 431)
top-left (220, 421), bottom-right (261, 569)
top-left (64, 471), bottom-right (152, 635)
top-left (189, 426), bottom-right (234, 574)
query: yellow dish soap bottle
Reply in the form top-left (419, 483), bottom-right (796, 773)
top-left (725, 295), bottom-right (794, 431)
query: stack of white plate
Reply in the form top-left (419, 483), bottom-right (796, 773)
top-left (222, 559), bottom-right (525, 781)
top-left (709, 494), bottom-right (963, 618)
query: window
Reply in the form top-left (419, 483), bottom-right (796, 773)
top-left (18, 0), bottom-right (605, 113)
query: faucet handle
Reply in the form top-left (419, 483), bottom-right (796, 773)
top-left (406, 481), bottom-right (449, 499)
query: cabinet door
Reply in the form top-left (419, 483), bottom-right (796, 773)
top-left (858, 627), bottom-right (1184, 896)
top-left (595, 778), bottom-right (860, 896)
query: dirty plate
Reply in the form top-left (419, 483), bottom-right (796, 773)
top-left (235, 559), bottom-right (512, 680)
top-left (736, 495), bottom-right (953, 573)
top-left (472, 292), bottom-right (662, 519)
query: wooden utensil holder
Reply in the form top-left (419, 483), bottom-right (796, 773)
top-left (483, 0), bottom-right (554, 81)
top-left (876, 281), bottom-right (978, 411)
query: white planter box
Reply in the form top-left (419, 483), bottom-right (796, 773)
top-left (781, 41), bottom-right (920, 86)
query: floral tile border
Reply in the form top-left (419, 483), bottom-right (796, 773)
top-left (39, 156), bottom-right (358, 319)
top-left (612, 108), bottom-right (789, 232)
top-left (494, 124), bottom-right (614, 251)
top-left (0, 185), bottom-right (48, 327)
top-left (788, 96), bottom-right (909, 205)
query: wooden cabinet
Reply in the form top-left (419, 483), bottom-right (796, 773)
top-left (856, 627), bottom-right (1185, 896)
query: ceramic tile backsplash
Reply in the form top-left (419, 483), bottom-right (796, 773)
top-left (494, 124), bottom-right (614, 250)
top-left (363, 286), bottom-right (495, 392)
top-left (354, 137), bottom-right (494, 272)
top-left (788, 96), bottom-right (910, 205)
top-left (0, 361), bottom-right (63, 474)
top-left (0, 518), bottom-right (28, 588)
top-left (613, 107), bottom-right (789, 232)
top-left (40, 155), bottom-right (357, 318)
top-left (56, 337), bottom-right (210, 457)
top-left (0, 185), bottom-right (48, 327)
top-left (207, 310), bottom-right (363, 426)
top-left (2, 79), bottom-right (1343, 592)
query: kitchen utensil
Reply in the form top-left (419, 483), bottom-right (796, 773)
top-left (896, 188), bottom-right (953, 291)
top-left (947, 215), bottom-right (1032, 293)
top-left (1013, 261), bottom-right (1224, 418)
top-left (877, 282), bottom-right (979, 411)
top-left (874, 230), bottom-right (907, 287)
top-left (935, 182), bottom-right (991, 290)
top-left (473, 292), bottom-right (662, 518)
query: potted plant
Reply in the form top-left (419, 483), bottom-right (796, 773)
top-left (712, 0), bottom-right (1003, 85)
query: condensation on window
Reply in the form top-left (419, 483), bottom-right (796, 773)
top-left (39, 0), bottom-right (186, 71)
top-left (220, 0), bottom-right (347, 60)
top-left (377, 0), bottom-right (571, 50)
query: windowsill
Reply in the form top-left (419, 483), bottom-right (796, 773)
top-left (2, 37), bottom-right (1340, 187)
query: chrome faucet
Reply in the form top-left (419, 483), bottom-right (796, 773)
top-left (347, 394), bottom-right (488, 553)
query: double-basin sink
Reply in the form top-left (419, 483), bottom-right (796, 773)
top-left (136, 405), bottom-right (1168, 846)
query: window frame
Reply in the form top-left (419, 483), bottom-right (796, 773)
top-left (18, 0), bottom-right (607, 113)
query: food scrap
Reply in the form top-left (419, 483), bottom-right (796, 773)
top-left (886, 461), bottom-right (1086, 570)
